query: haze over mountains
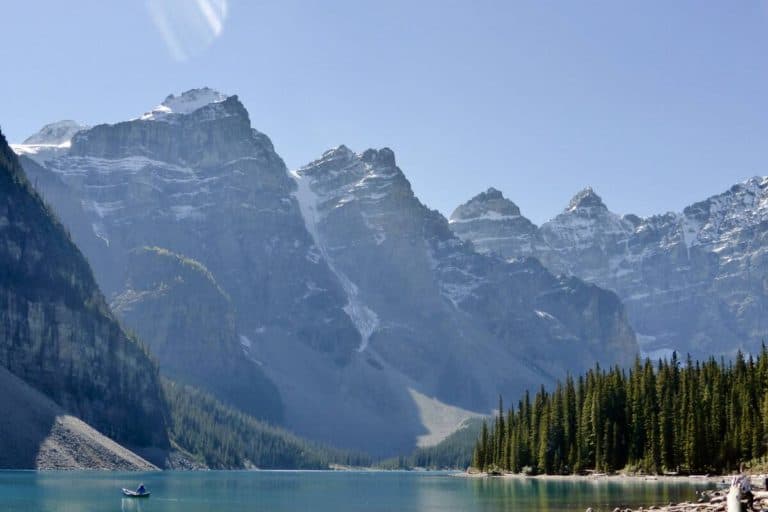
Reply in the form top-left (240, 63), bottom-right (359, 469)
top-left (13, 88), bottom-right (638, 456)
top-left (451, 183), bottom-right (768, 361)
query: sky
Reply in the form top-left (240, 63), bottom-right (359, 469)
top-left (1, 1), bottom-right (767, 224)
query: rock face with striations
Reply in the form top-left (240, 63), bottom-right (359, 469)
top-left (0, 129), bottom-right (168, 454)
top-left (15, 89), bottom-right (638, 455)
top-left (451, 183), bottom-right (768, 359)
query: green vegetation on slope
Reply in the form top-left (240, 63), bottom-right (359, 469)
top-left (164, 380), bottom-right (372, 469)
top-left (473, 350), bottom-right (768, 475)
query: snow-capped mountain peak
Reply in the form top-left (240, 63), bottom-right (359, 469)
top-left (11, 120), bottom-right (89, 164)
top-left (566, 186), bottom-right (607, 212)
top-left (450, 187), bottom-right (523, 223)
top-left (140, 87), bottom-right (229, 120)
top-left (22, 120), bottom-right (87, 145)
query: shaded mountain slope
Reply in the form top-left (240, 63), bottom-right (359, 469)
top-left (0, 128), bottom-right (168, 451)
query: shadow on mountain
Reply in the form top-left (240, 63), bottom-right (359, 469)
top-left (0, 366), bottom-right (56, 468)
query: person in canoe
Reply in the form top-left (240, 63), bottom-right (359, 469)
top-left (122, 484), bottom-right (150, 497)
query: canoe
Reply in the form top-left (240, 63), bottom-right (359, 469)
top-left (122, 488), bottom-right (150, 498)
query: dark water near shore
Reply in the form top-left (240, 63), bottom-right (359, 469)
top-left (0, 471), bottom-right (714, 512)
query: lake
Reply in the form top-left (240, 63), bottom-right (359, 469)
top-left (0, 471), bottom-right (714, 512)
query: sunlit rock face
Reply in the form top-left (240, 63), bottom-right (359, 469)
top-left (18, 89), bottom-right (637, 456)
top-left (451, 182), bottom-right (768, 359)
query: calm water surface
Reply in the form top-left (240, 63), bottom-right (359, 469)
top-left (0, 471), bottom-right (712, 512)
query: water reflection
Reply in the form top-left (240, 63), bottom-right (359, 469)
top-left (462, 476), bottom-right (705, 512)
top-left (0, 470), bottom-right (710, 512)
top-left (121, 497), bottom-right (146, 512)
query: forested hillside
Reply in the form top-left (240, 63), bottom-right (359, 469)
top-left (0, 129), bottom-right (169, 454)
top-left (164, 380), bottom-right (371, 469)
top-left (473, 350), bottom-right (768, 475)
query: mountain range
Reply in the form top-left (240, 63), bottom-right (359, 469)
top-left (450, 183), bottom-right (768, 360)
top-left (13, 88), bottom-right (638, 456)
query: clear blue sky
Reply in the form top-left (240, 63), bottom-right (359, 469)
top-left (2, 1), bottom-right (767, 224)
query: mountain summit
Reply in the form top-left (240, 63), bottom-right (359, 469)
top-left (23, 120), bottom-right (87, 145)
top-left (450, 187), bottom-right (523, 221)
top-left (140, 87), bottom-right (230, 121)
top-left (449, 187), bottom-right (538, 257)
top-left (566, 186), bottom-right (607, 212)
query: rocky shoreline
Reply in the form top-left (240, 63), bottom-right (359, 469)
top-left (460, 471), bottom-right (768, 512)
top-left (590, 488), bottom-right (768, 512)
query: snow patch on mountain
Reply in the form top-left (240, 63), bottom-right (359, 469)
top-left (449, 211), bottom-right (522, 224)
top-left (140, 87), bottom-right (229, 121)
top-left (23, 120), bottom-right (87, 145)
top-left (11, 120), bottom-right (89, 165)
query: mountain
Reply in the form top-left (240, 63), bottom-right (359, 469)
top-left (112, 246), bottom-right (282, 422)
top-left (15, 89), bottom-right (638, 456)
top-left (288, 145), bottom-right (636, 453)
top-left (451, 182), bottom-right (768, 359)
top-left (450, 187), bottom-right (539, 257)
top-left (11, 120), bottom-right (88, 164)
top-left (0, 129), bottom-right (168, 463)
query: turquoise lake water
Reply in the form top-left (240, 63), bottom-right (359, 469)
top-left (0, 471), bottom-right (714, 512)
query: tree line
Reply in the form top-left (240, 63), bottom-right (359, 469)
top-left (473, 349), bottom-right (768, 475)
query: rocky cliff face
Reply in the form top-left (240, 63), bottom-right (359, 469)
top-left (15, 89), bottom-right (638, 455)
top-left (0, 130), bottom-right (168, 450)
top-left (112, 247), bottom-right (282, 423)
top-left (291, 146), bottom-right (637, 431)
top-left (451, 182), bottom-right (768, 359)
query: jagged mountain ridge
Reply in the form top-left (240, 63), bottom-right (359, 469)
top-left (15, 89), bottom-right (638, 456)
top-left (451, 182), bottom-right (768, 358)
top-left (0, 129), bottom-right (168, 456)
